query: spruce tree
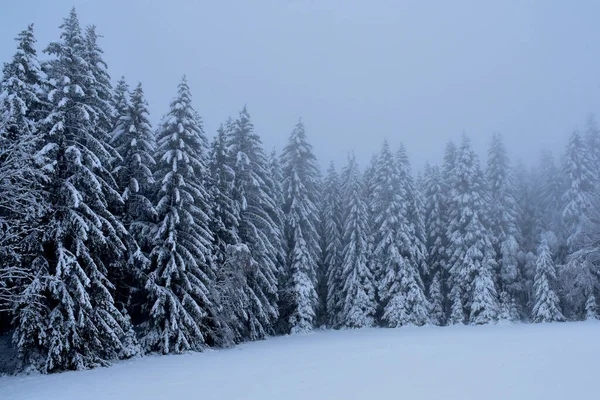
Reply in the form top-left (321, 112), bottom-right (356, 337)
top-left (208, 123), bottom-right (240, 265)
top-left (531, 236), bottom-right (564, 323)
top-left (321, 162), bottom-right (344, 328)
top-left (486, 134), bottom-right (521, 315)
top-left (13, 9), bottom-right (139, 372)
top-left (397, 144), bottom-right (429, 279)
top-left (446, 136), bottom-right (499, 325)
top-left (339, 154), bottom-right (376, 328)
top-left (112, 83), bottom-right (156, 229)
top-left (0, 24), bottom-right (48, 316)
top-left (142, 77), bottom-right (219, 353)
top-left (227, 106), bottom-right (281, 339)
top-left (562, 131), bottom-right (596, 251)
top-left (373, 141), bottom-right (429, 326)
top-left (422, 164), bottom-right (448, 325)
top-left (280, 120), bottom-right (320, 333)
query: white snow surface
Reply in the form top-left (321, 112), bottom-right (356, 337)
top-left (1, 322), bottom-right (599, 400)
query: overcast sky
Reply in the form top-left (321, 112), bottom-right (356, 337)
top-left (2, 0), bottom-right (599, 171)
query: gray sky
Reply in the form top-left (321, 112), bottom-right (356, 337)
top-left (2, 0), bottom-right (599, 171)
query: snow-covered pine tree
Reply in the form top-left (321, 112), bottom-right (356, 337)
top-left (142, 76), bottom-right (219, 354)
top-left (226, 106), bottom-right (281, 339)
top-left (208, 123), bottom-right (240, 265)
top-left (585, 115), bottom-right (600, 179)
top-left (13, 9), bottom-right (139, 372)
top-left (562, 131), bottom-right (596, 251)
top-left (538, 151), bottom-right (564, 237)
top-left (513, 161), bottom-right (543, 315)
top-left (112, 82), bottom-right (156, 228)
top-left (321, 162), bottom-right (344, 328)
top-left (397, 144), bottom-right (429, 280)
top-left (422, 164), bottom-right (448, 325)
top-left (559, 131), bottom-right (599, 319)
top-left (111, 76), bottom-right (130, 128)
top-left (442, 140), bottom-right (457, 184)
top-left (446, 135), bottom-right (499, 325)
top-left (267, 148), bottom-right (288, 330)
top-left (339, 153), bottom-right (376, 328)
top-left (109, 82), bottom-right (156, 315)
top-left (0, 24), bottom-right (48, 316)
top-left (83, 25), bottom-right (114, 141)
top-left (486, 134), bottom-right (521, 316)
top-left (280, 120), bottom-right (320, 333)
top-left (531, 235), bottom-right (565, 323)
top-left (372, 141), bottom-right (429, 327)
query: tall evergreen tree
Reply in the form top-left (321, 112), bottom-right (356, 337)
top-left (446, 136), bottom-right (499, 325)
top-left (0, 24), bottom-right (48, 318)
top-left (562, 131), bottom-right (596, 251)
top-left (142, 77), bottom-right (219, 354)
top-left (13, 9), bottom-right (139, 372)
top-left (397, 145), bottom-right (429, 279)
top-left (422, 164), bottom-right (448, 325)
top-left (280, 120), bottom-right (320, 333)
top-left (111, 76), bottom-right (130, 136)
top-left (531, 236), bottom-right (565, 323)
top-left (486, 134), bottom-right (521, 316)
top-left (227, 106), bottom-right (281, 339)
top-left (339, 154), bottom-right (376, 328)
top-left (373, 141), bottom-right (429, 326)
top-left (208, 123), bottom-right (239, 265)
top-left (320, 162), bottom-right (344, 328)
top-left (83, 25), bottom-right (114, 139)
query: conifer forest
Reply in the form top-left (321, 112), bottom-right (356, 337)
top-left (2, 8), bottom-right (600, 375)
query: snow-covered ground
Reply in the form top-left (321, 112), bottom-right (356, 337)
top-left (1, 322), bottom-right (598, 400)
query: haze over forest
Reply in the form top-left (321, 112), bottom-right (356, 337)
top-left (2, 0), bottom-right (598, 168)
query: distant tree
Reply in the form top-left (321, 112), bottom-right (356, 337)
top-left (531, 236), bottom-right (565, 323)
top-left (446, 136), bottom-right (499, 325)
top-left (486, 134), bottom-right (521, 317)
top-left (373, 141), bottom-right (429, 327)
top-left (320, 162), bottom-right (344, 328)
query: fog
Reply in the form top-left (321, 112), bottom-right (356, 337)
top-left (2, 0), bottom-right (599, 169)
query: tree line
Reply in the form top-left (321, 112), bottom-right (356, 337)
top-left (0, 9), bottom-right (598, 373)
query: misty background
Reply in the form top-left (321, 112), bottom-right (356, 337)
top-left (1, 0), bottom-right (599, 169)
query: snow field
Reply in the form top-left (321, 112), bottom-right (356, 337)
top-left (1, 321), bottom-right (598, 400)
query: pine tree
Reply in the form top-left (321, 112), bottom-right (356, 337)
top-left (428, 272), bottom-right (444, 325)
top-left (0, 24), bottom-right (48, 312)
top-left (531, 236), bottom-right (564, 323)
top-left (446, 136), bottom-right (499, 325)
top-left (373, 141), bottom-right (429, 327)
top-left (112, 76), bottom-right (130, 126)
top-left (486, 134), bottom-right (521, 314)
top-left (585, 294), bottom-right (597, 320)
top-left (339, 154), bottom-right (376, 328)
top-left (13, 9), bottom-right (139, 372)
top-left (585, 115), bottom-right (600, 179)
top-left (142, 77), bottom-right (219, 354)
top-left (112, 83), bottom-right (156, 228)
top-left (422, 164), bottom-right (448, 325)
top-left (562, 131), bottom-right (596, 251)
top-left (83, 25), bottom-right (114, 139)
top-left (538, 151), bottom-right (564, 236)
top-left (397, 144), bottom-right (429, 279)
top-left (321, 162), bottom-right (344, 328)
top-left (227, 106), bottom-right (281, 339)
top-left (280, 120), bottom-right (320, 333)
top-left (208, 123), bottom-right (240, 265)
